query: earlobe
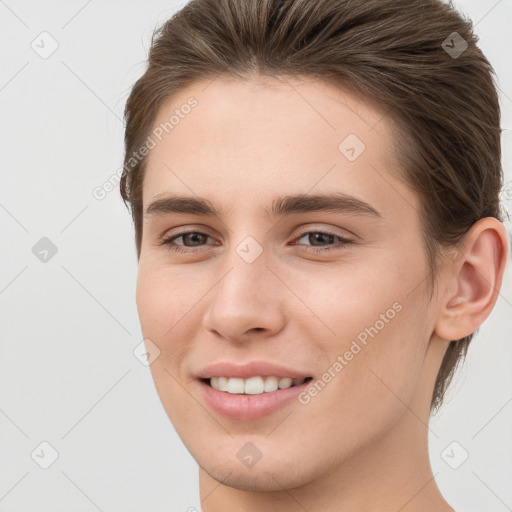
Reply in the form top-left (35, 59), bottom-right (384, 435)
top-left (434, 217), bottom-right (509, 341)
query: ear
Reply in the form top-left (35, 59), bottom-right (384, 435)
top-left (435, 217), bottom-right (509, 341)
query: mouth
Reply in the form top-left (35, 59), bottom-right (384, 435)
top-left (201, 376), bottom-right (314, 395)
top-left (195, 360), bottom-right (315, 419)
top-left (198, 375), bottom-right (314, 420)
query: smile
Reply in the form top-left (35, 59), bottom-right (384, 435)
top-left (198, 376), bottom-right (314, 421)
top-left (206, 376), bottom-right (313, 394)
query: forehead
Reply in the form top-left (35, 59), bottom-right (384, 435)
top-left (142, 75), bottom-right (417, 219)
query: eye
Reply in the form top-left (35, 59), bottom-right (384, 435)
top-left (159, 228), bottom-right (355, 254)
top-left (160, 231), bottom-right (216, 253)
top-left (291, 229), bottom-right (355, 253)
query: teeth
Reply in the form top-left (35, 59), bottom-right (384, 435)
top-left (217, 376), bottom-right (228, 391)
top-left (278, 377), bottom-right (293, 389)
top-left (209, 376), bottom-right (307, 394)
top-left (226, 377), bottom-right (245, 394)
top-left (264, 376), bottom-right (279, 392)
top-left (245, 376), bottom-right (265, 394)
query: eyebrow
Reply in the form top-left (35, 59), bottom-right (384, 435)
top-left (145, 192), bottom-right (382, 220)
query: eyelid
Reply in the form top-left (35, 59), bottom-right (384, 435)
top-left (159, 224), bottom-right (216, 240)
top-left (159, 223), bottom-right (357, 255)
top-left (160, 229), bottom-right (216, 247)
top-left (290, 228), bottom-right (355, 253)
top-left (161, 223), bottom-right (356, 243)
top-left (293, 223), bottom-right (357, 240)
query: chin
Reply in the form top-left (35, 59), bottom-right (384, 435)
top-left (194, 440), bottom-right (321, 492)
top-left (201, 458), bottom-right (310, 492)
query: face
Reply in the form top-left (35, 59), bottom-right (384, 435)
top-left (136, 74), bottom-right (441, 491)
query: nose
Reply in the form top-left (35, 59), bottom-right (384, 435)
top-left (201, 253), bottom-right (286, 343)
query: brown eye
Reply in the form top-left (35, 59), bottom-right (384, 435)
top-left (292, 230), bottom-right (354, 253)
top-left (160, 231), bottom-right (214, 252)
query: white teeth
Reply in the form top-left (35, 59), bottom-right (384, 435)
top-left (263, 376), bottom-right (279, 392)
top-left (209, 376), bottom-right (308, 394)
top-left (244, 376), bottom-right (265, 394)
top-left (278, 377), bottom-right (292, 389)
top-left (217, 376), bottom-right (229, 391)
top-left (226, 377), bottom-right (245, 394)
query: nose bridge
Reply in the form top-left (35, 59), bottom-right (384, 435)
top-left (202, 236), bottom-right (285, 339)
top-left (214, 241), bottom-right (272, 314)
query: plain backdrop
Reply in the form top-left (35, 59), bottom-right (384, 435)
top-left (0, 1), bottom-right (511, 511)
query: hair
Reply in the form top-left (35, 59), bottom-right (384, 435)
top-left (120, 0), bottom-right (503, 413)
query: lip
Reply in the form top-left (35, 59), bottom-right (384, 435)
top-left (196, 360), bottom-right (311, 380)
top-left (197, 378), bottom-right (312, 420)
top-left (195, 360), bottom-right (313, 421)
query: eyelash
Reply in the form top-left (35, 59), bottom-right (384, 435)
top-left (159, 228), bottom-right (355, 254)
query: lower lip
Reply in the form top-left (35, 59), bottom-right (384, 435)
top-left (198, 379), bottom-right (312, 420)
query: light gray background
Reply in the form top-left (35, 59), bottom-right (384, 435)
top-left (1, 1), bottom-right (511, 511)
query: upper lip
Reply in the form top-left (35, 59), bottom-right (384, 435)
top-left (196, 360), bottom-right (311, 380)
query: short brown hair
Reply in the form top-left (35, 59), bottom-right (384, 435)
top-left (120, 0), bottom-right (503, 413)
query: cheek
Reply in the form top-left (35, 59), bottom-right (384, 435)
top-left (331, 297), bottom-right (429, 426)
top-left (135, 261), bottom-right (213, 386)
top-left (300, 253), bottom-right (430, 410)
top-left (135, 265), bottom-right (199, 422)
top-left (136, 261), bottom-right (197, 336)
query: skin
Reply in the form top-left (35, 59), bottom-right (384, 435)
top-left (135, 74), bottom-right (508, 511)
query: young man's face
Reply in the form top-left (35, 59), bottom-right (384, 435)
top-left (136, 75), bottom-right (448, 493)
